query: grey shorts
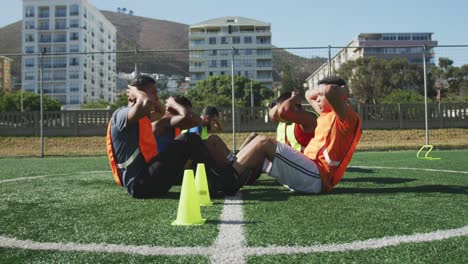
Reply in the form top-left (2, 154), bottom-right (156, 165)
top-left (265, 142), bottom-right (322, 194)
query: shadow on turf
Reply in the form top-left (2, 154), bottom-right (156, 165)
top-left (341, 177), bottom-right (416, 184)
top-left (346, 167), bottom-right (376, 173)
top-left (333, 185), bottom-right (467, 195)
top-left (205, 219), bottom-right (263, 225)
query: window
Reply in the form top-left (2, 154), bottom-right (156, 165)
top-left (221, 37), bottom-right (228, 44)
top-left (70, 95), bottom-right (80, 104)
top-left (25, 33), bottom-right (34, 42)
top-left (382, 34), bottom-right (396, 41)
top-left (209, 50), bottom-right (217, 56)
top-left (257, 49), bottom-right (271, 56)
top-left (221, 60), bottom-right (228, 67)
top-left (25, 46), bottom-right (34, 54)
top-left (70, 32), bottom-right (79, 41)
top-left (256, 37), bottom-right (270, 44)
top-left (25, 72), bottom-right (35, 80)
top-left (209, 37), bottom-right (216, 44)
top-left (232, 36), bottom-right (240, 44)
top-left (54, 33), bottom-right (67, 43)
top-left (209, 60), bottom-right (217, 68)
top-left (244, 36), bottom-right (252, 44)
top-left (70, 19), bottom-right (79, 28)
top-left (69, 45), bottom-right (79, 52)
top-left (69, 71), bottom-right (79, 79)
top-left (69, 57), bottom-right (79, 66)
top-left (55, 6), bottom-right (66, 17)
top-left (41, 46), bottom-right (52, 54)
top-left (25, 58), bottom-right (35, 67)
top-left (190, 39), bottom-right (204, 46)
top-left (243, 59), bottom-right (254, 67)
top-left (38, 21), bottom-right (49, 30)
top-left (24, 21), bottom-right (35, 29)
top-left (38, 6), bottom-right (49, 18)
top-left (53, 57), bottom-right (66, 68)
top-left (398, 35), bottom-right (411, 41)
top-left (70, 4), bottom-right (79, 16)
top-left (244, 49), bottom-right (253, 55)
top-left (55, 19), bottom-right (66, 30)
top-left (53, 45), bottom-right (66, 53)
top-left (25, 6), bottom-right (34, 17)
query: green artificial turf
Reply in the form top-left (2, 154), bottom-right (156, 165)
top-left (246, 236), bottom-right (468, 264)
top-left (0, 248), bottom-right (209, 264)
top-left (0, 157), bottom-right (222, 247)
top-left (0, 150), bottom-right (467, 263)
top-left (242, 149), bottom-right (468, 246)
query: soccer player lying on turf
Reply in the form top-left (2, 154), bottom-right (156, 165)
top-left (231, 76), bottom-right (362, 193)
top-left (239, 90), bottom-right (319, 185)
top-left (106, 75), bottom-right (245, 198)
top-left (153, 95), bottom-right (237, 186)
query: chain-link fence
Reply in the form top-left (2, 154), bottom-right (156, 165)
top-left (1, 45), bottom-right (467, 156)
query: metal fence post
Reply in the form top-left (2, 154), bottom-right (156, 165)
top-left (422, 45), bottom-right (429, 145)
top-left (39, 49), bottom-right (45, 158)
top-left (398, 103), bottom-right (403, 129)
top-left (328, 45), bottom-right (332, 76)
top-left (231, 46), bottom-right (236, 152)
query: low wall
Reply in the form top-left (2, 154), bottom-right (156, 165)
top-left (0, 103), bottom-right (467, 136)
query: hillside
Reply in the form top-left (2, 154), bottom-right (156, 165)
top-left (0, 10), bottom-right (324, 85)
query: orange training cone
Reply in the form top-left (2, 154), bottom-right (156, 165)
top-left (195, 163), bottom-right (213, 206)
top-left (172, 169), bottom-right (206, 226)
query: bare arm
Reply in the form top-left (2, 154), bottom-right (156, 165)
top-left (126, 85), bottom-right (153, 124)
top-left (277, 92), bottom-right (317, 133)
top-left (325, 85), bottom-right (349, 120)
top-left (165, 97), bottom-right (202, 129)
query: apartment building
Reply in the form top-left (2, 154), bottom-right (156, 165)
top-left (305, 33), bottom-right (438, 90)
top-left (0, 56), bottom-right (13, 93)
top-left (189, 16), bottom-right (273, 89)
top-left (22, 0), bottom-right (117, 108)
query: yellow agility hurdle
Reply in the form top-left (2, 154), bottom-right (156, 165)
top-left (417, 145), bottom-right (441, 160)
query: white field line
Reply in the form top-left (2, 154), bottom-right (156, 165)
top-left (210, 192), bottom-right (245, 264)
top-left (350, 166), bottom-right (468, 174)
top-left (244, 225), bottom-right (468, 255)
top-left (0, 171), bottom-right (109, 183)
top-left (0, 225), bottom-right (467, 258)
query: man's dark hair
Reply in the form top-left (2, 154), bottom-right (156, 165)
top-left (268, 92), bottom-right (292, 109)
top-left (172, 95), bottom-right (192, 108)
top-left (317, 76), bottom-right (346, 86)
top-left (130, 75), bottom-right (156, 89)
top-left (202, 106), bottom-right (219, 117)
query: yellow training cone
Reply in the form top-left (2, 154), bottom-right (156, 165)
top-left (195, 163), bottom-right (213, 206)
top-left (172, 169), bottom-right (206, 226)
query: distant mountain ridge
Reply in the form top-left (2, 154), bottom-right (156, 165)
top-left (0, 10), bottom-right (324, 85)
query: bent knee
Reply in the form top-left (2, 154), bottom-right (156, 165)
top-left (255, 135), bottom-right (276, 148)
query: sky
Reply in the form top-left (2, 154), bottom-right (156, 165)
top-left (1, 0), bottom-right (467, 48)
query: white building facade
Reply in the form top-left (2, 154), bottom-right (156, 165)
top-left (22, 0), bottom-right (117, 108)
top-left (305, 33), bottom-right (438, 90)
top-left (189, 16), bottom-right (273, 89)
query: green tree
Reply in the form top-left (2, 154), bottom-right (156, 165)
top-left (381, 89), bottom-right (427, 104)
top-left (337, 57), bottom-right (428, 103)
top-left (280, 64), bottom-right (296, 94)
top-left (0, 91), bottom-right (61, 112)
top-left (186, 75), bottom-right (273, 108)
